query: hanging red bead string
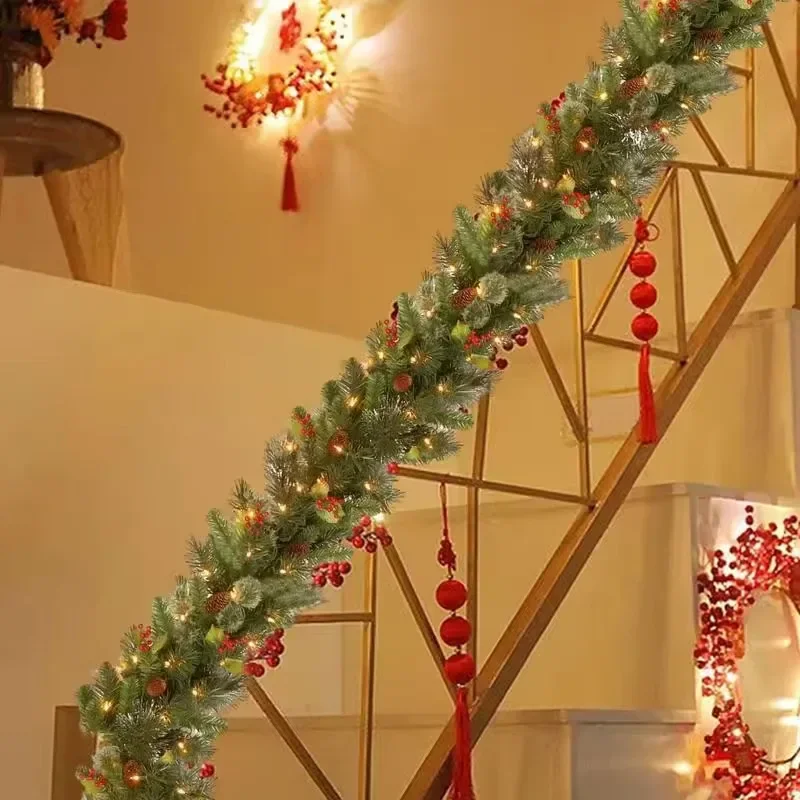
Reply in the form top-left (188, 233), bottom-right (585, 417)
top-left (280, 137), bottom-right (300, 212)
top-left (435, 483), bottom-right (476, 800)
top-left (628, 216), bottom-right (660, 444)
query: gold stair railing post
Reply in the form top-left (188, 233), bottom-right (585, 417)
top-left (358, 554), bottom-right (378, 800)
top-left (573, 260), bottom-right (591, 500)
top-left (670, 171), bottom-right (689, 361)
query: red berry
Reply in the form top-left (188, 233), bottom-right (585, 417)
top-left (330, 574), bottom-right (344, 587)
top-left (351, 525), bottom-right (364, 536)
top-left (360, 515), bottom-right (372, 527)
top-left (502, 340), bottom-right (514, 352)
top-left (381, 534), bottom-right (393, 546)
top-left (200, 763), bottom-right (215, 779)
top-left (387, 462), bottom-right (399, 475)
top-left (351, 535), bottom-right (365, 549)
top-left (340, 562), bottom-right (352, 575)
top-left (244, 662), bottom-right (265, 677)
top-left (313, 574), bottom-right (327, 587)
top-left (274, 628), bottom-right (285, 638)
top-left (495, 358), bottom-right (509, 370)
top-left (266, 655), bottom-right (280, 668)
top-left (365, 540), bottom-right (378, 554)
top-left (514, 336), bottom-right (527, 347)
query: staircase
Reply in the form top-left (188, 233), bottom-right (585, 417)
top-left (46, 8), bottom-right (800, 800)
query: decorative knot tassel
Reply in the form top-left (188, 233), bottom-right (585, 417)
top-left (450, 687), bottom-right (475, 800)
top-left (637, 342), bottom-right (657, 444)
top-left (280, 137), bottom-right (300, 212)
top-left (628, 217), bottom-right (660, 445)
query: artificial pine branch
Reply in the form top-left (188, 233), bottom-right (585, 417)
top-left (76, 1), bottom-right (781, 798)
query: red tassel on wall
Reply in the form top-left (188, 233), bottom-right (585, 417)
top-left (628, 218), bottom-right (659, 444)
top-left (280, 137), bottom-right (300, 212)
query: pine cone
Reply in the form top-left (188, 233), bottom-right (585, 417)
top-left (288, 542), bottom-right (310, 557)
top-left (123, 761), bottom-right (144, 789)
top-left (619, 77), bottom-right (646, 99)
top-left (697, 29), bottom-right (723, 45)
top-left (533, 238), bottom-right (557, 253)
top-left (206, 591), bottom-right (231, 615)
top-left (452, 287), bottom-right (477, 309)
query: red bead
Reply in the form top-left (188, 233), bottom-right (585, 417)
top-left (440, 615), bottom-right (472, 647)
top-left (629, 250), bottom-right (657, 278)
top-left (393, 373), bottom-right (413, 393)
top-left (146, 677), bottom-right (167, 698)
top-left (436, 579), bottom-right (468, 611)
top-left (387, 462), bottom-right (399, 475)
top-left (631, 312), bottom-right (659, 342)
top-left (629, 282), bottom-right (657, 310)
top-left (200, 763), bottom-right (215, 779)
top-left (495, 358), bottom-right (509, 370)
top-left (444, 652), bottom-right (476, 686)
top-left (244, 662), bottom-right (265, 677)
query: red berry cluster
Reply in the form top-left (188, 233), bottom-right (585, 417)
top-left (243, 629), bottom-right (287, 675)
top-left (490, 198), bottom-right (512, 229)
top-left (464, 330), bottom-right (495, 350)
top-left (543, 91), bottom-right (566, 133)
top-left (134, 624), bottom-right (153, 653)
top-left (279, 2), bottom-right (302, 51)
top-left (292, 408), bottom-right (316, 438)
top-left (316, 496), bottom-right (343, 515)
top-left (243, 505), bottom-right (268, 534)
top-left (489, 325), bottom-right (529, 371)
top-left (78, 768), bottom-right (108, 791)
top-left (348, 515), bottom-right (393, 553)
top-left (575, 126), bottom-right (598, 154)
top-left (312, 560), bottom-right (352, 588)
top-left (562, 191), bottom-right (590, 210)
top-left (695, 509), bottom-right (800, 799)
top-left (640, 0), bottom-right (680, 14)
top-left (199, 763), bottom-right (215, 779)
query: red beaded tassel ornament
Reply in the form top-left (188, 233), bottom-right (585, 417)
top-left (280, 137), bottom-right (300, 212)
top-left (628, 216), bottom-right (660, 444)
top-left (435, 483), bottom-right (476, 800)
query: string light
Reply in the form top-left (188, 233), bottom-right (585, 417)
top-left (524, 199), bottom-right (533, 208)
top-left (598, 90), bottom-right (608, 101)
top-left (283, 440), bottom-right (298, 453)
top-left (278, 503), bottom-right (287, 513)
top-left (131, 655), bottom-right (139, 665)
top-left (364, 482), bottom-right (373, 491)
top-left (610, 177), bottom-right (618, 188)
top-left (101, 700), bottom-right (113, 712)
top-left (377, 350), bottom-right (386, 361)
top-left (346, 395), bottom-right (359, 408)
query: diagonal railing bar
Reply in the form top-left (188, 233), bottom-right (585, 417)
top-left (688, 168), bottom-right (739, 274)
top-left (668, 160), bottom-right (795, 180)
top-left (246, 678), bottom-right (343, 800)
top-left (762, 22), bottom-right (800, 125)
top-left (382, 543), bottom-right (456, 700)
top-left (728, 63), bottom-right (753, 78)
top-left (584, 331), bottom-right (682, 361)
top-left (529, 325), bottom-right (586, 443)
top-left (399, 180), bottom-right (800, 800)
top-left (586, 168), bottom-right (674, 333)
top-left (690, 116), bottom-right (729, 167)
top-left (466, 397), bottom-right (490, 697)
top-left (394, 465), bottom-right (587, 506)
top-left (670, 171), bottom-right (689, 361)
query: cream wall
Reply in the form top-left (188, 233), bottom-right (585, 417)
top-left (0, 265), bottom-right (371, 800)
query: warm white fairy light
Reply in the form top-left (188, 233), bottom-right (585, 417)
top-left (101, 700), bottom-right (113, 712)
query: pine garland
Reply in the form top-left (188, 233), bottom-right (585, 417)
top-left (76, 2), bottom-right (779, 798)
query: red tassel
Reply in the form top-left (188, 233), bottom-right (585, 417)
top-left (280, 137), bottom-right (300, 212)
top-left (450, 688), bottom-right (475, 800)
top-left (638, 343), bottom-right (657, 444)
